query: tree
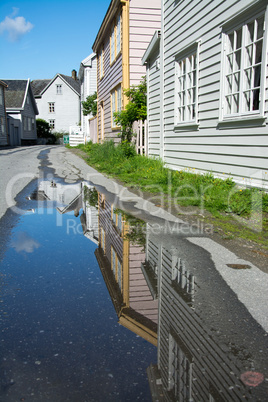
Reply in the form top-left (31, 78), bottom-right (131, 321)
top-left (82, 92), bottom-right (97, 117)
top-left (113, 76), bottom-right (147, 143)
top-left (36, 118), bottom-right (51, 138)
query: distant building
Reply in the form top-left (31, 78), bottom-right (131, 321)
top-left (4, 79), bottom-right (38, 146)
top-left (0, 80), bottom-right (8, 146)
top-left (78, 53), bottom-right (97, 143)
top-left (31, 71), bottom-right (80, 133)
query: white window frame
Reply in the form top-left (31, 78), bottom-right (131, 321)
top-left (220, 3), bottom-right (268, 123)
top-left (49, 119), bottom-right (55, 130)
top-left (56, 84), bottom-right (62, 95)
top-left (174, 41), bottom-right (200, 130)
top-left (49, 102), bottom-right (55, 113)
top-left (0, 87), bottom-right (3, 105)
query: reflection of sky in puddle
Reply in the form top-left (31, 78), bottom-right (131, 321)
top-left (0, 185), bottom-right (156, 401)
top-left (0, 179), bottom-right (267, 401)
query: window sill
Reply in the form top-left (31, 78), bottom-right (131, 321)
top-left (174, 122), bottom-right (199, 132)
top-left (218, 115), bottom-right (267, 129)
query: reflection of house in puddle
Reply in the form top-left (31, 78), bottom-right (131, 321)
top-left (94, 194), bottom-right (158, 346)
top-left (145, 228), bottom-right (267, 401)
top-left (37, 180), bottom-right (99, 243)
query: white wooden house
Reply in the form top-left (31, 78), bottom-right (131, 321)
top-left (78, 53), bottom-right (97, 143)
top-left (4, 79), bottom-right (38, 146)
top-left (0, 81), bottom-right (8, 146)
top-left (143, 0), bottom-right (268, 189)
top-left (32, 71), bottom-right (80, 133)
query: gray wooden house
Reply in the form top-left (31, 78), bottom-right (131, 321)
top-left (0, 80), bottom-right (8, 146)
top-left (4, 79), bottom-right (38, 146)
top-left (143, 0), bottom-right (268, 189)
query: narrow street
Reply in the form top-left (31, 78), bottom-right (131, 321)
top-left (0, 145), bottom-right (267, 401)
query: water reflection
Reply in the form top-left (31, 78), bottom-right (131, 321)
top-left (92, 189), bottom-right (267, 401)
top-left (0, 179), bottom-right (267, 401)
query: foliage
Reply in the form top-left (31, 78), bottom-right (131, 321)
top-left (83, 186), bottom-right (98, 208)
top-left (114, 76), bottom-right (147, 143)
top-left (36, 118), bottom-right (50, 138)
top-left (36, 118), bottom-right (57, 144)
top-left (82, 92), bottom-right (97, 117)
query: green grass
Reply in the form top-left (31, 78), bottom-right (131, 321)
top-left (72, 141), bottom-right (268, 246)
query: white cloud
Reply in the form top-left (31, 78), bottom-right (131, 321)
top-left (12, 232), bottom-right (40, 253)
top-left (0, 9), bottom-right (34, 42)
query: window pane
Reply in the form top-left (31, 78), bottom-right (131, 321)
top-left (246, 21), bottom-right (254, 44)
top-left (243, 91), bottom-right (251, 112)
top-left (236, 28), bottom-right (242, 49)
top-left (245, 45), bottom-right (253, 67)
top-left (227, 54), bottom-right (233, 74)
top-left (226, 95), bottom-right (232, 114)
top-left (234, 50), bottom-right (241, 70)
top-left (244, 68), bottom-right (252, 90)
top-left (226, 75), bottom-right (232, 93)
top-left (227, 32), bottom-right (234, 52)
top-left (257, 16), bottom-right (264, 39)
top-left (233, 72), bottom-right (240, 92)
top-left (233, 93), bottom-right (239, 113)
top-left (253, 88), bottom-right (260, 110)
top-left (254, 65), bottom-right (261, 88)
top-left (255, 40), bottom-right (263, 64)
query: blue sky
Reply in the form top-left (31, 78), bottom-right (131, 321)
top-left (0, 0), bottom-right (111, 80)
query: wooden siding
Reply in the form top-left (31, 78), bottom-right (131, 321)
top-left (146, 46), bottom-right (161, 156)
top-left (147, 0), bottom-right (268, 188)
top-left (0, 85), bottom-right (8, 145)
top-left (129, 0), bottom-right (161, 87)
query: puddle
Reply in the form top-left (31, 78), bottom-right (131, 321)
top-left (0, 176), bottom-right (267, 401)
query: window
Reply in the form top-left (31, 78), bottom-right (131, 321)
top-left (1, 117), bottom-right (5, 134)
top-left (171, 256), bottom-right (195, 307)
top-left (175, 45), bottom-right (199, 125)
top-left (110, 11), bottom-right (121, 63)
top-left (49, 119), bottom-right (55, 129)
top-left (23, 117), bottom-right (27, 131)
top-left (56, 84), bottom-right (62, 94)
top-left (111, 85), bottom-right (122, 128)
top-left (168, 329), bottom-right (193, 401)
top-left (111, 246), bottom-right (122, 289)
top-left (0, 87), bottom-right (3, 105)
top-left (31, 118), bottom-right (35, 130)
top-left (222, 12), bottom-right (266, 118)
top-left (99, 45), bottom-right (104, 79)
top-left (28, 117), bottom-right (31, 131)
top-left (49, 102), bottom-right (55, 113)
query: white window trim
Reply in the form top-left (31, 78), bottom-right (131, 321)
top-left (174, 40), bottom-right (200, 131)
top-left (219, 2), bottom-right (268, 125)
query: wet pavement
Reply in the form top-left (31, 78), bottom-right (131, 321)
top-left (0, 146), bottom-right (267, 401)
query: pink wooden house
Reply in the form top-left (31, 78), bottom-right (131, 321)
top-left (92, 0), bottom-right (161, 143)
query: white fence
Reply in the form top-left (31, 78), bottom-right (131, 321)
top-left (69, 126), bottom-right (84, 147)
top-left (133, 120), bottom-right (147, 155)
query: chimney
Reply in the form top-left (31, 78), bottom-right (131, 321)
top-left (72, 69), bottom-right (77, 80)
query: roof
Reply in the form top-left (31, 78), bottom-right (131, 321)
top-left (3, 80), bottom-right (28, 108)
top-left (31, 73), bottom-right (80, 97)
top-left (0, 80), bottom-right (8, 88)
top-left (3, 79), bottom-right (39, 114)
top-left (31, 79), bottom-right (51, 96)
top-left (92, 0), bottom-right (121, 51)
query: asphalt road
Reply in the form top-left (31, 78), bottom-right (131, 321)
top-left (0, 145), bottom-right (267, 332)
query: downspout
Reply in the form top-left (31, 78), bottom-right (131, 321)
top-left (121, 0), bottom-right (130, 108)
top-left (160, 0), bottom-right (164, 160)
